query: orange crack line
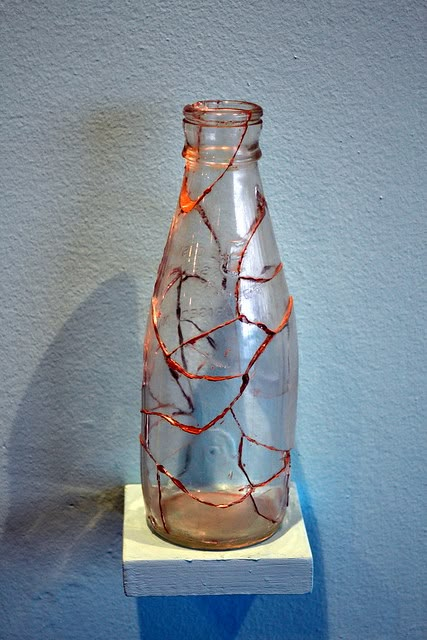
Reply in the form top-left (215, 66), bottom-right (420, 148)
top-left (234, 190), bottom-right (267, 316)
top-left (230, 407), bottom-right (288, 453)
top-left (179, 111), bottom-right (251, 215)
top-left (236, 436), bottom-right (291, 523)
top-left (142, 297), bottom-right (293, 435)
top-left (168, 316), bottom-right (240, 357)
top-left (151, 294), bottom-right (293, 380)
top-left (151, 299), bottom-right (242, 381)
top-left (162, 268), bottom-right (208, 302)
top-left (140, 433), bottom-right (290, 508)
top-left (238, 261), bottom-right (283, 283)
top-left (140, 434), bottom-right (252, 508)
top-left (164, 264), bottom-right (284, 358)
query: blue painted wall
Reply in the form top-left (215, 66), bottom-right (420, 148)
top-left (1, 1), bottom-right (425, 638)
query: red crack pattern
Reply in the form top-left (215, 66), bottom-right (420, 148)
top-left (141, 116), bottom-right (295, 547)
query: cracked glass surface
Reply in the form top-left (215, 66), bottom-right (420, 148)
top-left (141, 101), bottom-right (298, 549)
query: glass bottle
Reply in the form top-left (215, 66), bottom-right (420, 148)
top-left (141, 100), bottom-right (298, 550)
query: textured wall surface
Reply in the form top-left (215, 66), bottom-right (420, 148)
top-left (0, 1), bottom-right (425, 638)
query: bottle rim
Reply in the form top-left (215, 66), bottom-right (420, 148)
top-left (183, 100), bottom-right (263, 127)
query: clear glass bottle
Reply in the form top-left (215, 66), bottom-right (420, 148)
top-left (141, 100), bottom-right (298, 549)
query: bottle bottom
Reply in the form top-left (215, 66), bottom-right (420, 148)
top-left (147, 490), bottom-right (284, 550)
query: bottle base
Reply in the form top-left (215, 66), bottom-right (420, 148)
top-left (146, 490), bottom-right (284, 550)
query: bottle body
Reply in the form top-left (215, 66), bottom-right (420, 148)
top-left (141, 101), bottom-right (298, 549)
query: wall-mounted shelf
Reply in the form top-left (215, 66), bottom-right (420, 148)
top-left (122, 482), bottom-right (313, 597)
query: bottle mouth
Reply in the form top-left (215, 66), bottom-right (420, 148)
top-left (183, 100), bottom-right (263, 127)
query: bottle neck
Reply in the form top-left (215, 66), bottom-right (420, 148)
top-left (182, 100), bottom-right (263, 168)
top-left (182, 122), bottom-right (262, 167)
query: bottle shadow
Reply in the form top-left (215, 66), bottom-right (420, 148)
top-left (1, 274), bottom-right (141, 637)
top-left (137, 455), bottom-right (328, 640)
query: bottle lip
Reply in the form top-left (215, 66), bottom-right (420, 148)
top-left (183, 100), bottom-right (263, 127)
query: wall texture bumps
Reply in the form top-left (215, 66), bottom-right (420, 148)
top-left (0, 1), bottom-right (425, 638)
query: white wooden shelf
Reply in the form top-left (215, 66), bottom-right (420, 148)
top-left (122, 482), bottom-right (313, 597)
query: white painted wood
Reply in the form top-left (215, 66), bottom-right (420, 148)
top-left (122, 482), bottom-right (313, 596)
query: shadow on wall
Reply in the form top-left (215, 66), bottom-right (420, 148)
top-left (137, 456), bottom-right (328, 640)
top-left (1, 275), bottom-right (141, 639)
